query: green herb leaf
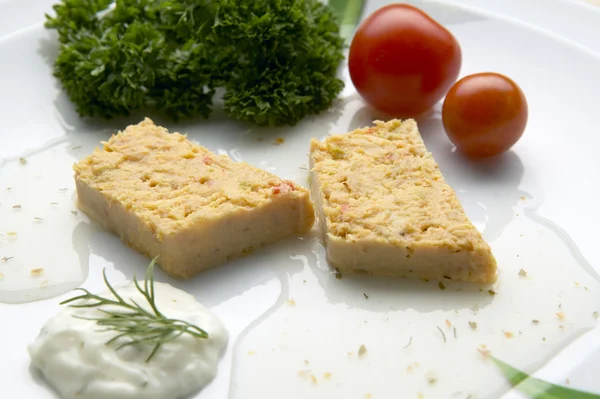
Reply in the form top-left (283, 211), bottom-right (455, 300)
top-left (45, 0), bottom-right (345, 126)
top-left (328, 0), bottom-right (365, 43)
top-left (489, 354), bottom-right (600, 398)
top-left (61, 257), bottom-right (208, 362)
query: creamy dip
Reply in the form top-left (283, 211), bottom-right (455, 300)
top-left (28, 282), bottom-right (228, 399)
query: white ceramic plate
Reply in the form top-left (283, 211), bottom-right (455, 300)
top-left (2, 1), bottom-right (600, 398)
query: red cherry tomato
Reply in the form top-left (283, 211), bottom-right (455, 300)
top-left (442, 72), bottom-right (528, 158)
top-left (348, 4), bottom-right (462, 116)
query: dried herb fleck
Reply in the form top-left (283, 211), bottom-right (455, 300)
top-left (436, 326), bottom-right (447, 343)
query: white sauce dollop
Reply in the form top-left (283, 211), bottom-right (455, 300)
top-left (28, 282), bottom-right (228, 399)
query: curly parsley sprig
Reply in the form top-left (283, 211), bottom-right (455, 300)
top-left (44, 0), bottom-right (345, 126)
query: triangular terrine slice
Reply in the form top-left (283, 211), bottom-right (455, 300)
top-left (309, 119), bottom-right (497, 284)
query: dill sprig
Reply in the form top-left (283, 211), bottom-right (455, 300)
top-left (60, 257), bottom-right (208, 362)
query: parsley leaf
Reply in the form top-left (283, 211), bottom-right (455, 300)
top-left (45, 0), bottom-right (345, 126)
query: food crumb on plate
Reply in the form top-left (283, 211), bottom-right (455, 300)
top-left (594, 311), bottom-right (599, 319)
top-left (71, 211), bottom-right (78, 215)
top-left (556, 312), bottom-right (565, 320)
top-left (247, 351), bottom-right (256, 356)
top-left (0, 272), bottom-right (4, 280)
top-left (1, 256), bottom-right (13, 262)
top-left (406, 362), bottom-right (420, 373)
top-left (445, 319), bottom-right (452, 328)
top-left (12, 204), bottom-right (21, 209)
top-left (469, 321), bottom-right (477, 329)
top-left (477, 347), bottom-right (490, 358)
top-left (488, 289), bottom-right (496, 296)
top-left (323, 372), bottom-right (332, 380)
top-left (518, 268), bottom-right (527, 277)
top-left (503, 331), bottom-right (514, 339)
top-left (364, 394), bottom-right (372, 399)
top-left (358, 344), bottom-right (367, 357)
top-left (532, 319), bottom-right (540, 324)
top-left (274, 138), bottom-right (285, 145)
top-left (19, 157), bottom-right (27, 165)
top-left (310, 374), bottom-right (317, 384)
top-left (287, 299), bottom-right (296, 307)
top-left (30, 268), bottom-right (44, 276)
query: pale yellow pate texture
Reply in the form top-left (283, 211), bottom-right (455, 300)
top-left (74, 118), bottom-right (315, 278)
top-left (309, 119), bottom-right (497, 284)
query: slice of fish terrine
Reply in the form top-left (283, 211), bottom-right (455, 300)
top-left (309, 119), bottom-right (497, 284)
top-left (74, 118), bottom-right (315, 279)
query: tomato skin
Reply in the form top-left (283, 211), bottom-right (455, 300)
top-left (442, 72), bottom-right (528, 158)
top-left (348, 4), bottom-right (462, 116)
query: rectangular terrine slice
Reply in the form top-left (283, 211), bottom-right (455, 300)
top-left (74, 118), bottom-right (315, 279)
top-left (309, 119), bottom-right (497, 284)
